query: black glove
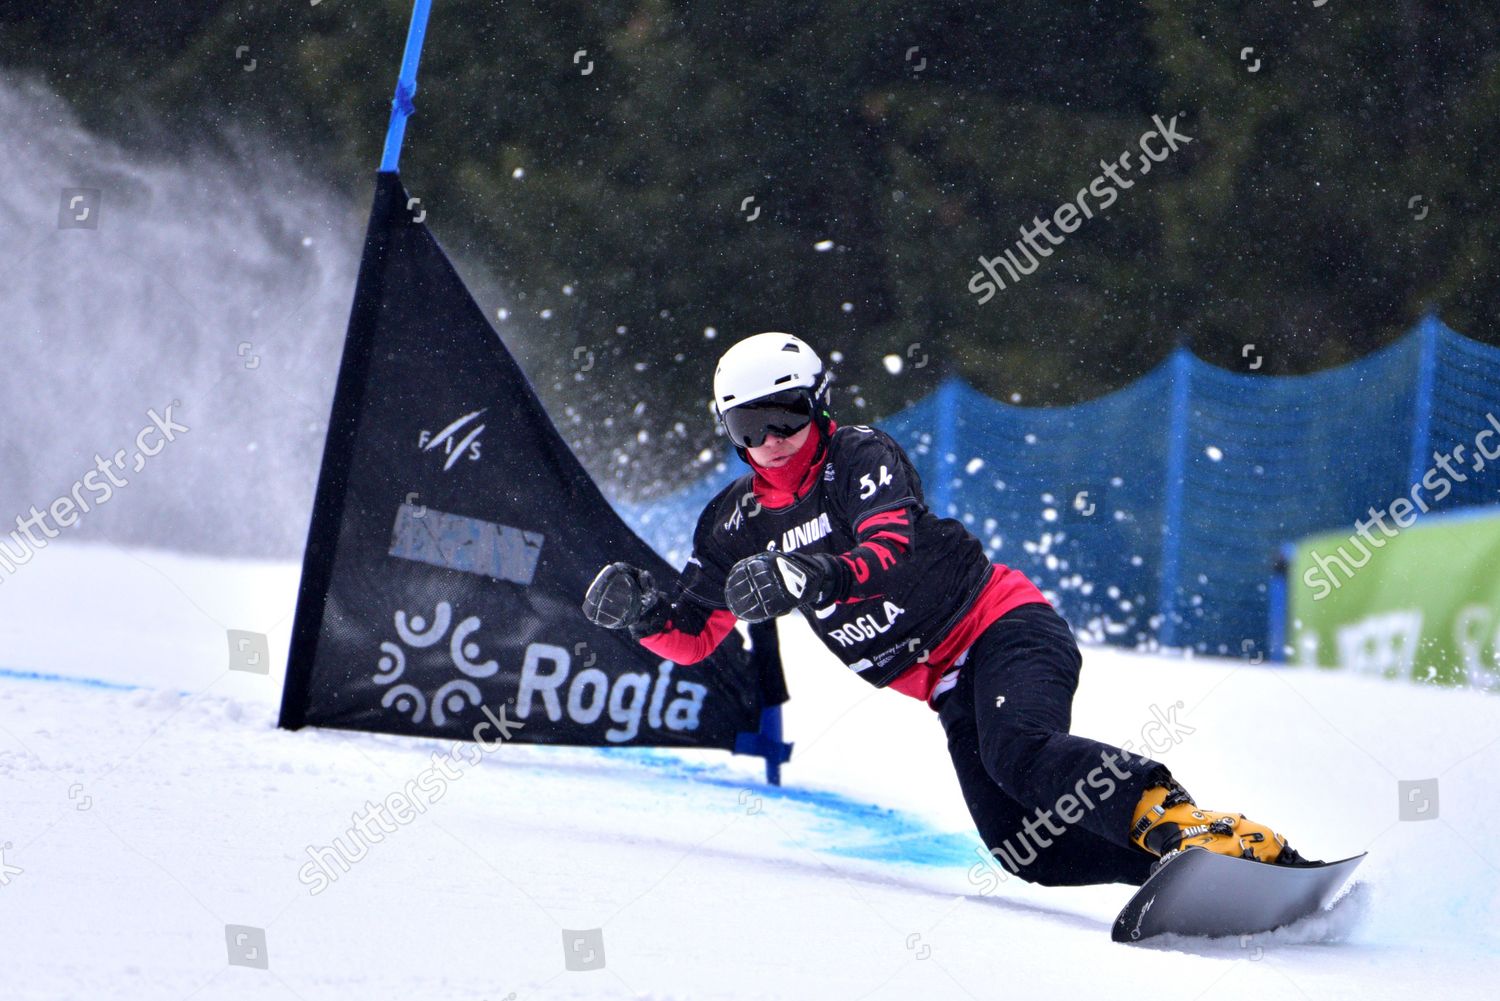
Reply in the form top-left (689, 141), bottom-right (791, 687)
top-left (582, 562), bottom-right (668, 633)
top-left (724, 551), bottom-right (848, 623)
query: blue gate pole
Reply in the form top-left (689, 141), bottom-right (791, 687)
top-left (1267, 543), bottom-right (1295, 663)
top-left (931, 378), bottom-right (961, 518)
top-left (379, 0), bottom-right (435, 173)
top-left (1156, 349), bottom-right (1192, 649)
top-left (1406, 313), bottom-right (1439, 491)
top-left (761, 706), bottom-right (785, 786)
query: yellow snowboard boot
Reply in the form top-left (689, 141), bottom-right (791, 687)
top-left (1130, 778), bottom-right (1302, 865)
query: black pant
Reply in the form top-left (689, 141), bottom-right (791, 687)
top-left (935, 602), bottom-right (1164, 887)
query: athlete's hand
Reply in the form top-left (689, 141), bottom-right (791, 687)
top-left (582, 562), bottom-right (662, 630)
top-left (724, 551), bottom-right (846, 623)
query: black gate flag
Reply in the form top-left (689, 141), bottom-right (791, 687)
top-left (279, 171), bottom-right (789, 763)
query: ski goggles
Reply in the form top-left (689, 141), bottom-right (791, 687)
top-left (720, 389), bottom-right (815, 448)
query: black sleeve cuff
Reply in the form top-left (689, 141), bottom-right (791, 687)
top-left (812, 552), bottom-right (853, 605)
top-left (627, 594), bottom-right (673, 639)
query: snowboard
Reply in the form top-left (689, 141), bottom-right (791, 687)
top-left (1112, 847), bottom-right (1366, 943)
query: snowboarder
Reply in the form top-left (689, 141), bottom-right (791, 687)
top-left (583, 332), bottom-right (1304, 886)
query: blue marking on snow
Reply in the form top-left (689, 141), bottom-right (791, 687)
top-left (593, 746), bottom-right (978, 868)
top-left (0, 668), bottom-right (976, 867)
top-left (0, 666), bottom-right (144, 692)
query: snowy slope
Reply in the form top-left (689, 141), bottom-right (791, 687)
top-left (2, 543), bottom-right (1497, 1000)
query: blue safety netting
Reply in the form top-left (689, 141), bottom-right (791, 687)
top-left (613, 315), bottom-right (1500, 657)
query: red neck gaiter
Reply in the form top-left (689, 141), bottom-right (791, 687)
top-left (747, 420), bottom-right (836, 509)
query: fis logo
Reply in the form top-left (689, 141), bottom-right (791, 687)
top-left (418, 409), bottom-right (486, 471)
top-left (723, 491), bottom-right (762, 532)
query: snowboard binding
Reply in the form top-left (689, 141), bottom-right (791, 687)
top-left (1130, 777), bottom-right (1309, 867)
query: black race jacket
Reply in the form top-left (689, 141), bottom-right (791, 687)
top-left (679, 425), bottom-right (993, 687)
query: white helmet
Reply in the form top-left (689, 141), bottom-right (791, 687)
top-left (712, 332), bottom-right (831, 448)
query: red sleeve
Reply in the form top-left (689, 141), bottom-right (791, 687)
top-left (837, 507), bottom-right (914, 598)
top-left (638, 608), bottom-right (739, 665)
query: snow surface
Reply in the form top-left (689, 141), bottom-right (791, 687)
top-left (2, 543), bottom-right (1498, 999)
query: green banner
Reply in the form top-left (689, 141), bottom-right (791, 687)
top-left (1288, 509), bottom-right (1500, 690)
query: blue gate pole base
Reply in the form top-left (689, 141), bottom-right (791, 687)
top-left (735, 705), bottom-right (793, 786)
